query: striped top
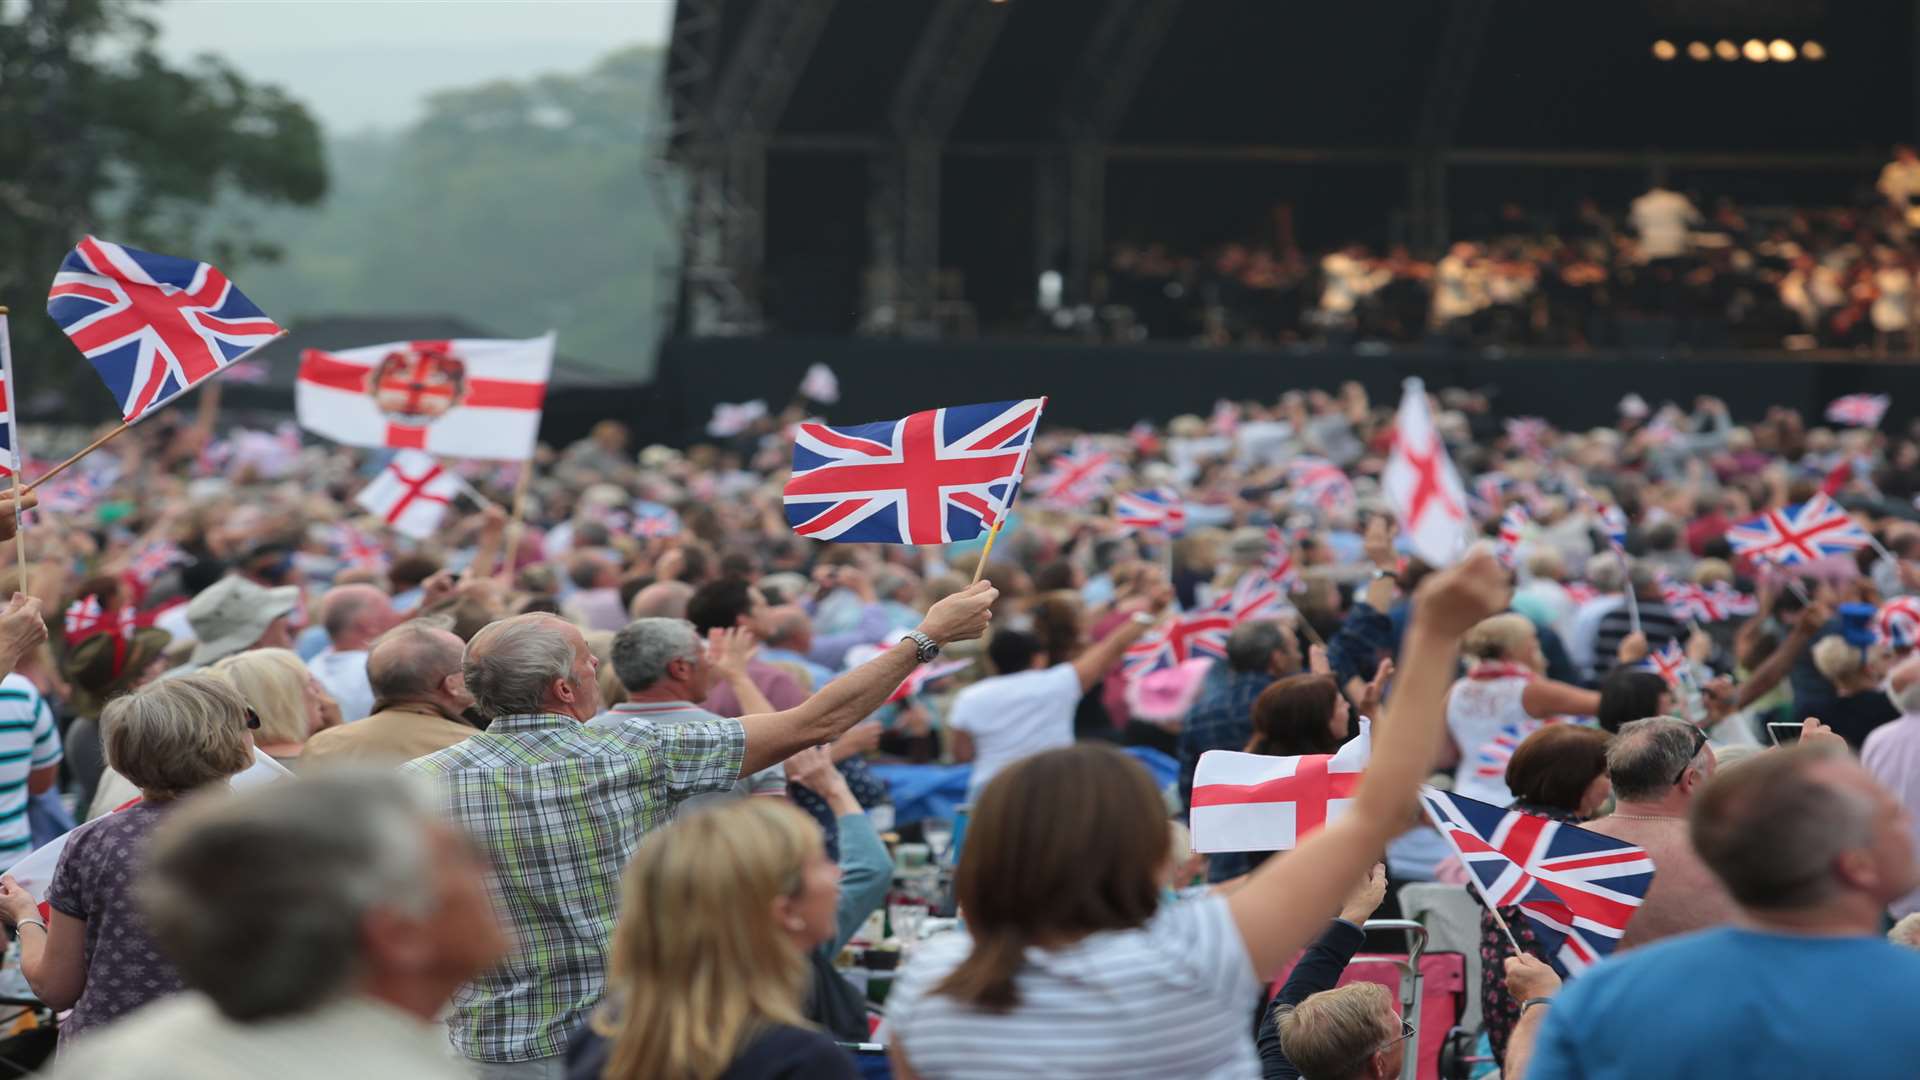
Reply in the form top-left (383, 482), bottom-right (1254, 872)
top-left (0, 673), bottom-right (61, 862)
top-left (885, 895), bottom-right (1263, 1079)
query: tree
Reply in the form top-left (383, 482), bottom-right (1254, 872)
top-left (0, 0), bottom-right (326, 411)
top-left (225, 47), bottom-right (673, 382)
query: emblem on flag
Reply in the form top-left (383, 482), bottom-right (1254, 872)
top-left (782, 398), bottom-right (1046, 545)
top-left (1420, 786), bottom-right (1654, 977)
top-left (46, 236), bottom-right (283, 422)
top-left (1190, 720), bottom-right (1372, 853)
top-left (297, 335), bottom-right (553, 461)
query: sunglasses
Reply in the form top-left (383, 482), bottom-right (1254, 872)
top-left (245, 707), bottom-right (261, 731)
top-left (1672, 723), bottom-right (1709, 787)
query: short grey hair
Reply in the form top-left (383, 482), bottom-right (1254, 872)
top-left (1225, 620), bottom-right (1288, 674)
top-left (464, 614), bottom-right (578, 718)
top-left (367, 621), bottom-right (466, 704)
top-left (1607, 717), bottom-right (1705, 800)
top-left (1585, 553), bottom-right (1624, 592)
top-left (101, 675), bottom-right (255, 799)
top-left (612, 617), bottom-right (702, 693)
top-left (1692, 745), bottom-right (1874, 910)
top-left (139, 769), bottom-right (439, 1021)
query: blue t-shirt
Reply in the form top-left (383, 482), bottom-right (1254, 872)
top-left (1528, 927), bottom-right (1920, 1079)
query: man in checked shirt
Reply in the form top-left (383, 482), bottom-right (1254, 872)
top-left (405, 581), bottom-right (998, 1079)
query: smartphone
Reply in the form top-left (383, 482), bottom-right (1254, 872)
top-left (1766, 722), bottom-right (1802, 747)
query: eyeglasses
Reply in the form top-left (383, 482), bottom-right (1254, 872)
top-left (1672, 723), bottom-right (1709, 787)
top-left (244, 707), bottom-right (261, 731)
top-left (1340, 1016), bottom-right (1416, 1073)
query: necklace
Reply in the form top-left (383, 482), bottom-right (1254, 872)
top-left (1606, 812), bottom-right (1685, 821)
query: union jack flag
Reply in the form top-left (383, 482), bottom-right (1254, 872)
top-left (1496, 504), bottom-right (1530, 570)
top-left (1875, 596), bottom-right (1920, 649)
top-left (1590, 500), bottom-right (1629, 553)
top-left (1123, 598), bottom-right (1233, 679)
top-left (885, 658), bottom-right (972, 704)
top-left (125, 539), bottom-right (186, 586)
top-left (1261, 525), bottom-right (1301, 593)
top-left (1114, 488), bottom-right (1187, 534)
top-left (1473, 472), bottom-right (1514, 521)
top-left (1726, 494), bottom-right (1872, 566)
top-left (1660, 579), bottom-right (1754, 623)
top-left (46, 236), bottom-right (283, 422)
top-left (331, 523), bottom-right (389, 571)
top-left (1288, 456), bottom-right (1356, 515)
top-left (1420, 787), bottom-right (1654, 977)
top-left (35, 474), bottom-right (97, 513)
top-left (0, 312), bottom-right (21, 477)
top-left (783, 398), bottom-right (1045, 545)
top-left (629, 501), bottom-right (681, 539)
top-left (1826, 393), bottom-right (1890, 429)
top-left (1035, 438), bottom-right (1122, 509)
top-left (1473, 718), bottom-right (1550, 780)
top-left (1641, 639), bottom-right (1691, 688)
top-left (1504, 416), bottom-right (1551, 459)
top-left (1225, 570), bottom-right (1289, 623)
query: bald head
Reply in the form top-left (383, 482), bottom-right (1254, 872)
top-left (321, 584), bottom-right (399, 651)
top-left (763, 605), bottom-right (813, 651)
top-left (629, 580), bottom-right (694, 620)
top-left (366, 622), bottom-right (467, 706)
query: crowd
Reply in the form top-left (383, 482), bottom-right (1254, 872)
top-left (0, 376), bottom-right (1912, 1079)
top-left (1094, 148), bottom-right (1920, 355)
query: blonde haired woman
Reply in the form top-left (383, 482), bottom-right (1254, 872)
top-left (1443, 612), bottom-right (1601, 806)
top-left (209, 648), bottom-right (339, 762)
top-left (566, 798), bottom-right (856, 1080)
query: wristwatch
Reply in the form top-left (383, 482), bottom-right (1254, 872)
top-left (904, 629), bottom-right (941, 663)
top-left (1520, 997), bottom-right (1554, 1015)
top-left (1130, 611), bottom-right (1158, 627)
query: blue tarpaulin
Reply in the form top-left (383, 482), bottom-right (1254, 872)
top-left (870, 746), bottom-right (1179, 827)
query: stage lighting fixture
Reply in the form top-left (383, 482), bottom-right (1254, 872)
top-left (1714, 39), bottom-right (1738, 61)
top-left (1742, 38), bottom-right (1768, 62)
top-left (1652, 39), bottom-right (1678, 60)
top-left (1686, 41), bottom-right (1711, 61)
top-left (1802, 40), bottom-right (1826, 60)
top-left (1767, 39), bottom-right (1795, 61)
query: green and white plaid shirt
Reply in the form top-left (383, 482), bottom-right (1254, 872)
top-left (402, 711), bottom-right (745, 1063)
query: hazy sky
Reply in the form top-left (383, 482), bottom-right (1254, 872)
top-left (149, 0), bottom-right (675, 134)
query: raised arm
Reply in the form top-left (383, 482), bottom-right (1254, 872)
top-left (738, 581), bottom-right (997, 775)
top-left (1227, 549), bottom-right (1509, 979)
top-left (1071, 583), bottom-right (1173, 693)
top-left (1734, 600), bottom-right (1829, 710)
top-left (706, 628), bottom-right (777, 716)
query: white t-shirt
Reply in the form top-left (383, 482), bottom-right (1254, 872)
top-left (307, 648), bottom-right (374, 724)
top-left (1446, 672), bottom-right (1537, 806)
top-left (885, 895), bottom-right (1262, 1079)
top-left (949, 664), bottom-right (1083, 799)
top-left (1630, 188), bottom-right (1698, 260)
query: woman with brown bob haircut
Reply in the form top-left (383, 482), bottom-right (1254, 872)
top-left (884, 550), bottom-right (1515, 1079)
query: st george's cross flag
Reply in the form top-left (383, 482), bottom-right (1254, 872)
top-left (353, 451), bottom-right (475, 540)
top-left (46, 237), bottom-right (284, 423)
top-left (1384, 378), bottom-right (1471, 567)
top-left (1420, 786), bottom-right (1654, 977)
top-left (1190, 720), bottom-right (1372, 852)
top-left (2, 749), bottom-right (289, 899)
top-left (297, 335), bottom-right (553, 461)
top-left (783, 398), bottom-right (1046, 544)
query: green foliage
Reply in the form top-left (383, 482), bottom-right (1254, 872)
top-left (0, 0), bottom-right (327, 409)
top-left (228, 46), bottom-right (678, 382)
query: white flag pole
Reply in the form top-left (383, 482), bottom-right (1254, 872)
top-left (0, 308), bottom-right (24, 580)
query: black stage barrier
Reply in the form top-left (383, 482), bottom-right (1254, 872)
top-left (650, 337), bottom-right (1914, 447)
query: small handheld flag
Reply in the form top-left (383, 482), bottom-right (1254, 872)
top-left (354, 451), bottom-right (475, 540)
top-left (1191, 720), bottom-right (1372, 853)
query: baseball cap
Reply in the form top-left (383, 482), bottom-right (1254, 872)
top-left (185, 576), bottom-right (300, 668)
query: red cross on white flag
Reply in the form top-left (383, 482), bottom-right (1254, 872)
top-left (1384, 377), bottom-right (1471, 568)
top-left (1190, 720), bottom-right (1371, 853)
top-left (354, 450), bottom-right (473, 540)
